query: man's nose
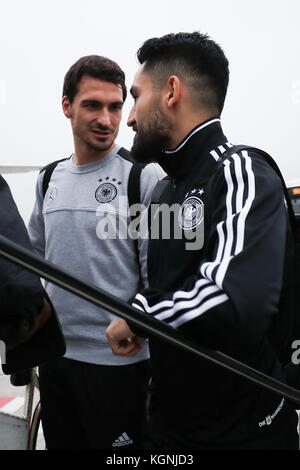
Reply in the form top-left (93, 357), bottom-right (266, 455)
top-left (96, 109), bottom-right (112, 128)
top-left (127, 106), bottom-right (135, 128)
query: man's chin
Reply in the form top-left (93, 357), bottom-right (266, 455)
top-left (87, 139), bottom-right (114, 153)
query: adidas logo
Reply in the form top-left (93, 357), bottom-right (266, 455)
top-left (112, 432), bottom-right (133, 447)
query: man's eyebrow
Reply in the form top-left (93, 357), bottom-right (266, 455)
top-left (81, 99), bottom-right (100, 105)
top-left (81, 99), bottom-right (123, 105)
top-left (109, 100), bottom-right (124, 107)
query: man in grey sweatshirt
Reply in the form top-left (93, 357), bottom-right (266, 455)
top-left (28, 55), bottom-right (165, 450)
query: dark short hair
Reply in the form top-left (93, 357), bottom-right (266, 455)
top-left (137, 32), bottom-right (229, 114)
top-left (62, 55), bottom-right (127, 103)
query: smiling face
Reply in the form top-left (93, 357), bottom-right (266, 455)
top-left (127, 64), bottom-right (172, 164)
top-left (62, 76), bottom-right (123, 160)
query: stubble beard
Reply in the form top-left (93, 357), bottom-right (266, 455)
top-left (131, 106), bottom-right (172, 164)
top-left (85, 139), bottom-right (113, 152)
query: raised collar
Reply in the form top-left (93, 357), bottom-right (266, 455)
top-left (158, 118), bottom-right (228, 179)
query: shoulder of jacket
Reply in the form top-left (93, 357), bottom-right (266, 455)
top-left (210, 147), bottom-right (282, 195)
top-left (213, 146), bottom-right (271, 172)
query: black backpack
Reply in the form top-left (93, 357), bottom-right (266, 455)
top-left (218, 146), bottom-right (300, 381)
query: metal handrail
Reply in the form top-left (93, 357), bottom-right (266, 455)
top-left (0, 234), bottom-right (300, 406)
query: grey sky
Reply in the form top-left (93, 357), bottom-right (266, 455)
top-left (1, 0), bottom-right (300, 224)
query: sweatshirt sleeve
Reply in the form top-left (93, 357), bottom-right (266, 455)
top-left (131, 150), bottom-right (287, 354)
top-left (28, 171), bottom-right (46, 258)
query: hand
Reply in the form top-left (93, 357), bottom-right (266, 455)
top-left (106, 318), bottom-right (141, 357)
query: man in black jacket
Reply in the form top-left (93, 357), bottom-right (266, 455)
top-left (0, 175), bottom-right (65, 374)
top-left (106, 32), bottom-right (298, 449)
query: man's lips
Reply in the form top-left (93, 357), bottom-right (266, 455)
top-left (91, 129), bottom-right (113, 137)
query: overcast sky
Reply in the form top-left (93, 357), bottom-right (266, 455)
top-left (1, 0), bottom-right (300, 224)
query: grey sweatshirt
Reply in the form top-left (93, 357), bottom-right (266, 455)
top-left (28, 145), bottom-right (165, 365)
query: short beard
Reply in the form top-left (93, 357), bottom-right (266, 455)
top-left (85, 140), bottom-right (113, 152)
top-left (131, 107), bottom-right (172, 164)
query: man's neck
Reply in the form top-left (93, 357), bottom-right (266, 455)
top-left (168, 112), bottom-right (218, 150)
top-left (72, 142), bottom-right (116, 166)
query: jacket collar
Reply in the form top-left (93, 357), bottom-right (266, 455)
top-left (158, 117), bottom-right (228, 179)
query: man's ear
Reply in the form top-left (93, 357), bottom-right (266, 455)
top-left (165, 75), bottom-right (181, 108)
top-left (62, 96), bottom-right (72, 118)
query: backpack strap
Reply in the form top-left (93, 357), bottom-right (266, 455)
top-left (220, 145), bottom-right (297, 234)
top-left (127, 162), bottom-right (144, 211)
top-left (116, 146), bottom-right (144, 241)
top-left (117, 148), bottom-right (145, 288)
top-left (127, 162), bottom-right (144, 262)
top-left (116, 146), bottom-right (144, 222)
top-left (151, 176), bottom-right (171, 204)
top-left (41, 157), bottom-right (70, 199)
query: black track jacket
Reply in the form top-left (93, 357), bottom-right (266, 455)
top-left (131, 118), bottom-right (298, 450)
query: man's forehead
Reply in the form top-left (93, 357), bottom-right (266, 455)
top-left (78, 76), bottom-right (123, 97)
top-left (131, 64), bottom-right (151, 92)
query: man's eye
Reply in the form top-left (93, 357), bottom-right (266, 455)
top-left (85, 103), bottom-right (98, 109)
top-left (110, 103), bottom-right (123, 111)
